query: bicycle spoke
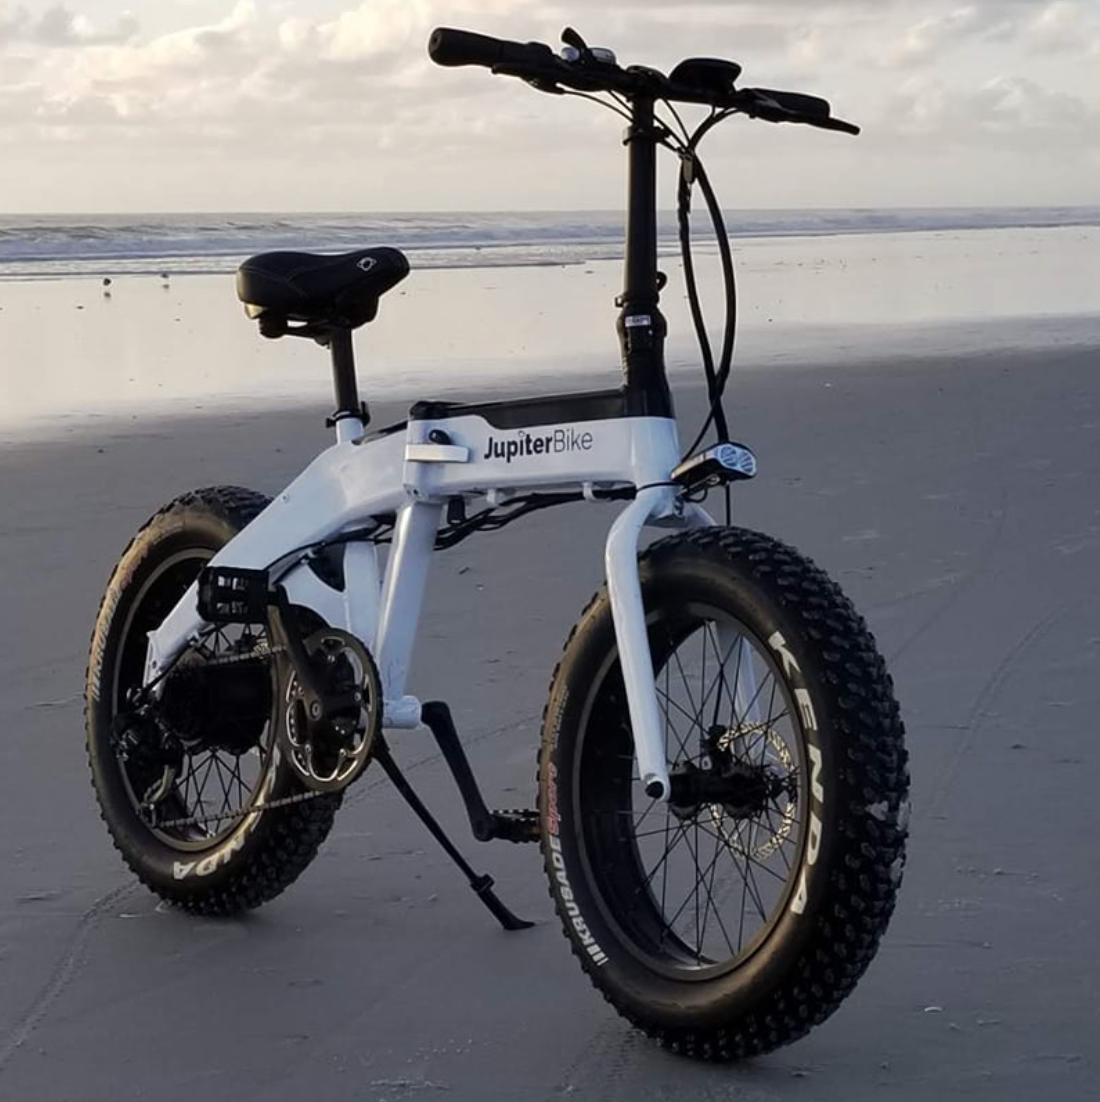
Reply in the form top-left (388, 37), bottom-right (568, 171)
top-left (656, 687), bottom-right (714, 755)
top-left (631, 793), bottom-right (661, 833)
top-left (211, 755), bottom-right (233, 815)
top-left (669, 636), bottom-right (702, 733)
top-left (660, 805), bottom-right (672, 941)
top-left (139, 622), bottom-right (277, 841)
top-left (660, 823), bottom-right (708, 948)
top-left (588, 606), bottom-right (808, 976)
top-left (665, 823), bottom-right (724, 954)
top-left (696, 814), bottom-right (731, 958)
top-left (661, 646), bottom-right (693, 763)
top-left (696, 819), bottom-right (791, 887)
top-left (632, 819), bottom-right (692, 906)
top-left (193, 751), bottom-right (219, 814)
top-left (705, 622), bottom-right (740, 730)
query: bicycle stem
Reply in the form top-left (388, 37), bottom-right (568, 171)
top-left (618, 96), bottom-right (673, 420)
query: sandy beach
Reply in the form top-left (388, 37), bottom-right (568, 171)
top-left (1, 236), bottom-right (1099, 1099)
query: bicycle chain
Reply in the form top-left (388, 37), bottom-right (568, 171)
top-left (196, 639), bottom-right (284, 667)
top-left (147, 787), bottom-right (326, 831)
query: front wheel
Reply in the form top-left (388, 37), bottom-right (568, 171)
top-left (539, 527), bottom-right (909, 1060)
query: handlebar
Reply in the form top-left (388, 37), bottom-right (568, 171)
top-left (428, 26), bottom-right (860, 135)
top-left (428, 28), bottom-right (553, 72)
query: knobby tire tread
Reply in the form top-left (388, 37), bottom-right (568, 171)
top-left (538, 525), bottom-right (909, 1060)
top-left (85, 486), bottom-right (342, 917)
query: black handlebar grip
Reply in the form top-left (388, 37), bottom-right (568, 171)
top-left (428, 27), bottom-right (545, 69)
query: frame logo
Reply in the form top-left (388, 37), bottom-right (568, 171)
top-left (483, 427), bottom-right (595, 463)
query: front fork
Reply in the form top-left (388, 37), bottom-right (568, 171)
top-left (605, 486), bottom-right (718, 799)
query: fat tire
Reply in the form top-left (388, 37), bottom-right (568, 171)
top-left (85, 485), bottom-right (342, 916)
top-left (538, 526), bottom-right (909, 1060)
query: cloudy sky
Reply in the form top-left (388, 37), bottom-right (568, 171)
top-left (1, 0), bottom-right (1098, 212)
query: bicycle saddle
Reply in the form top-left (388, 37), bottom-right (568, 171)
top-left (236, 247), bottom-right (410, 331)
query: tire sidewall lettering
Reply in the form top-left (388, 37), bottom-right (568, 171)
top-left (546, 778), bottom-right (608, 967)
top-left (768, 633), bottom-right (828, 918)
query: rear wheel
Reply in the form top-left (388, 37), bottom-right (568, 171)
top-left (539, 527), bottom-right (909, 1059)
top-left (85, 486), bottom-right (342, 915)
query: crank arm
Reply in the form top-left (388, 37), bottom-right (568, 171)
top-left (420, 701), bottom-right (540, 844)
top-left (266, 584), bottom-right (327, 716)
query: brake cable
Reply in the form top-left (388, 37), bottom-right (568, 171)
top-left (678, 139), bottom-right (737, 455)
top-left (673, 108), bottom-right (741, 523)
top-left (558, 86), bottom-right (744, 523)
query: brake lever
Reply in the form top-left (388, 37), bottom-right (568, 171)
top-left (807, 115), bottom-right (860, 136)
top-left (734, 88), bottom-right (860, 135)
top-left (526, 77), bottom-right (566, 95)
top-left (491, 61), bottom-right (565, 94)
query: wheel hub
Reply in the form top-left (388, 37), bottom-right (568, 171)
top-left (668, 759), bottom-right (773, 820)
top-left (158, 654), bottom-right (273, 755)
top-left (668, 724), bottom-right (793, 821)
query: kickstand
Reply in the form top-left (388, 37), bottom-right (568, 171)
top-left (372, 737), bottom-right (534, 932)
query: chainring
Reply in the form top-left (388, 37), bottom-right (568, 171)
top-left (277, 627), bottom-right (381, 793)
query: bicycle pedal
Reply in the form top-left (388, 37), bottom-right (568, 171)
top-left (197, 566), bottom-right (271, 625)
top-left (490, 809), bottom-right (541, 844)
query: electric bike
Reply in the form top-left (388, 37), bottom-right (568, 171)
top-left (86, 28), bottom-right (910, 1060)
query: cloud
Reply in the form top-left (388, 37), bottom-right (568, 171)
top-left (1026, 1), bottom-right (1100, 53)
top-left (875, 0), bottom-right (1100, 67)
top-left (3, 1), bottom-right (1094, 141)
top-left (0, 0), bottom-right (549, 155)
top-left (883, 71), bottom-right (1100, 147)
top-left (0, 2), bottom-right (138, 46)
top-left (0, 0), bottom-right (1097, 209)
top-left (883, 6), bottom-right (1006, 67)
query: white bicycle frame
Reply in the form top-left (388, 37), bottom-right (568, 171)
top-left (145, 406), bottom-right (716, 800)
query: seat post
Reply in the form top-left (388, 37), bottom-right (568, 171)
top-left (326, 326), bottom-right (362, 426)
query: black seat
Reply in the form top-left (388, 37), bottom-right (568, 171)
top-left (236, 247), bottom-right (409, 331)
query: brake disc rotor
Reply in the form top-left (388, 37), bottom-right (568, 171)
top-left (278, 628), bottom-right (381, 793)
top-left (708, 722), bottom-right (797, 861)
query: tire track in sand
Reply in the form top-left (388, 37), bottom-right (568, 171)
top-left (924, 608), bottom-right (1062, 817)
top-left (0, 881), bottom-right (138, 1073)
top-left (0, 711), bottom-right (540, 1075)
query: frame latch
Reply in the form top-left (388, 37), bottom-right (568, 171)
top-left (406, 443), bottom-right (471, 463)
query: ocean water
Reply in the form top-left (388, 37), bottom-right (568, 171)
top-left (1, 207), bottom-right (1099, 280)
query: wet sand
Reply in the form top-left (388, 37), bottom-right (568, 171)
top-left (1, 335), bottom-right (1099, 1099)
top-left (3, 223), bottom-right (1100, 437)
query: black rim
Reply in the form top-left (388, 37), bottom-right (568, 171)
top-left (112, 549), bottom-right (278, 852)
top-left (577, 604), bottom-right (807, 981)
